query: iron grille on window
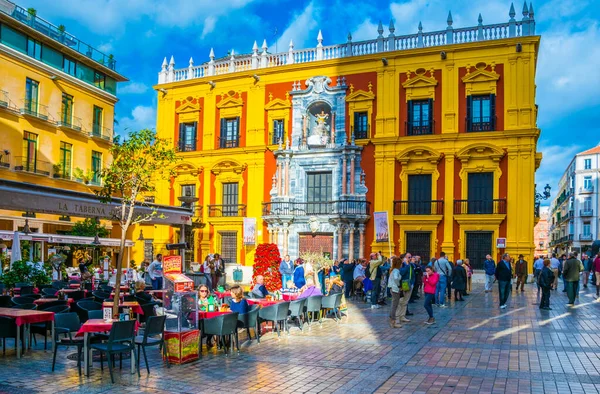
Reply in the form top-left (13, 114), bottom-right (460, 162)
top-left (407, 99), bottom-right (433, 135)
top-left (178, 122), bottom-right (197, 152)
top-left (220, 231), bottom-right (237, 265)
top-left (220, 117), bottom-right (240, 148)
top-left (272, 119), bottom-right (285, 145)
top-left (467, 94), bottom-right (495, 132)
top-left (353, 112), bottom-right (369, 139)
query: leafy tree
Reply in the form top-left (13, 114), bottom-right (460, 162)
top-left (69, 218), bottom-right (109, 238)
top-left (96, 129), bottom-right (179, 316)
top-left (1, 260), bottom-right (50, 289)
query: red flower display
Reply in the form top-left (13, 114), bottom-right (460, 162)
top-left (253, 243), bottom-right (282, 291)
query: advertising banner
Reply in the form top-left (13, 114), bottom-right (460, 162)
top-left (374, 211), bottom-right (389, 243)
top-left (243, 217), bottom-right (256, 245)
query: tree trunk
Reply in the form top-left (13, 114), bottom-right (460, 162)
top-left (112, 228), bottom-right (128, 318)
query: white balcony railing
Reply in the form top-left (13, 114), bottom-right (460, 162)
top-left (158, 3), bottom-right (537, 84)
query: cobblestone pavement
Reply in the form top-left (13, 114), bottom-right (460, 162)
top-left (0, 283), bottom-right (599, 393)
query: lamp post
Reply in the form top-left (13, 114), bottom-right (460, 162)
top-left (534, 183), bottom-right (551, 217)
top-left (177, 193), bottom-right (199, 272)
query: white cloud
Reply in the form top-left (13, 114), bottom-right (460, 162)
top-left (352, 19), bottom-right (380, 42)
top-left (119, 82), bottom-right (149, 95)
top-left (201, 16), bottom-right (217, 39)
top-left (275, 2), bottom-right (319, 50)
top-left (97, 42), bottom-right (113, 54)
top-left (116, 105), bottom-right (156, 135)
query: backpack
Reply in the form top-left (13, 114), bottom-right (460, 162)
top-left (365, 263), bottom-right (371, 279)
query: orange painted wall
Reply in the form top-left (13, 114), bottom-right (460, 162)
top-left (361, 142), bottom-right (376, 257)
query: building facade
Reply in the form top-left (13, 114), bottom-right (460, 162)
top-left (533, 206), bottom-right (549, 256)
top-left (549, 146), bottom-right (600, 255)
top-left (152, 4), bottom-right (542, 270)
top-left (0, 0), bottom-right (128, 261)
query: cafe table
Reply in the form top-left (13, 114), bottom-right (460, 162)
top-left (76, 319), bottom-right (138, 377)
top-left (282, 293), bottom-right (299, 301)
top-left (0, 308), bottom-right (55, 358)
top-left (102, 301), bottom-right (144, 315)
top-left (33, 298), bottom-right (74, 306)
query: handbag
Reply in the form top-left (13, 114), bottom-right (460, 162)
top-left (401, 265), bottom-right (412, 292)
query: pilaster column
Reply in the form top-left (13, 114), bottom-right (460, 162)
top-left (277, 161), bottom-right (282, 196)
top-left (337, 225), bottom-right (344, 260)
top-left (348, 224), bottom-right (355, 262)
top-left (350, 155), bottom-right (356, 195)
top-left (442, 153), bottom-right (455, 260)
top-left (284, 157), bottom-right (290, 196)
top-left (341, 155), bottom-right (347, 195)
top-left (273, 227), bottom-right (279, 247)
top-left (359, 224), bottom-right (365, 259)
top-left (283, 224), bottom-right (289, 256)
top-left (330, 112), bottom-right (336, 144)
top-left (302, 115), bottom-right (307, 146)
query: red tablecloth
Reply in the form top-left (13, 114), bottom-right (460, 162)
top-left (0, 308), bottom-right (54, 326)
top-left (34, 298), bottom-right (74, 306)
top-left (247, 299), bottom-right (281, 307)
top-left (198, 311), bottom-right (231, 319)
top-left (69, 283), bottom-right (81, 289)
top-left (76, 318), bottom-right (140, 337)
top-left (214, 291), bottom-right (231, 299)
top-left (102, 301), bottom-right (144, 315)
top-left (282, 293), bottom-right (299, 301)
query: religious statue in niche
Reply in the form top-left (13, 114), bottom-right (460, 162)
top-left (307, 110), bottom-right (330, 146)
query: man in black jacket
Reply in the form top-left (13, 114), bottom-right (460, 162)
top-left (495, 253), bottom-right (513, 309)
top-left (538, 258), bottom-right (554, 310)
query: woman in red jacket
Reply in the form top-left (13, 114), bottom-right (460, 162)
top-left (423, 266), bottom-right (439, 325)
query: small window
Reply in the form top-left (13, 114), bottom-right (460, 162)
top-left (25, 78), bottom-right (39, 114)
top-left (93, 71), bottom-right (105, 89)
top-left (91, 151), bottom-right (102, 184)
top-left (272, 119), bottom-right (285, 145)
top-left (178, 122), bottom-right (197, 152)
top-left (22, 131), bottom-right (38, 172)
top-left (92, 106), bottom-right (103, 136)
top-left (222, 182), bottom-right (239, 216)
top-left (584, 158), bottom-right (591, 170)
top-left (407, 100), bottom-right (433, 135)
top-left (353, 112), bottom-right (369, 139)
top-left (63, 56), bottom-right (76, 76)
top-left (180, 184), bottom-right (196, 208)
top-left (26, 37), bottom-right (41, 60)
top-left (220, 118), bottom-right (240, 148)
top-left (584, 176), bottom-right (593, 190)
top-left (59, 142), bottom-right (72, 178)
top-left (584, 197), bottom-right (592, 211)
top-left (467, 94), bottom-right (495, 132)
top-left (61, 93), bottom-right (73, 125)
top-left (583, 222), bottom-right (591, 236)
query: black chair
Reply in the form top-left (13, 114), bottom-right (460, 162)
top-left (258, 302), bottom-right (290, 337)
top-left (76, 301), bottom-right (102, 322)
top-left (123, 295), bottom-right (137, 302)
top-left (92, 291), bottom-right (110, 303)
top-left (0, 295), bottom-right (13, 307)
top-left (99, 285), bottom-right (114, 293)
top-left (202, 312), bottom-right (240, 355)
top-left (134, 315), bottom-right (168, 375)
top-left (28, 294), bottom-right (42, 300)
top-left (37, 300), bottom-right (68, 310)
top-left (12, 303), bottom-right (37, 310)
top-left (11, 296), bottom-right (34, 305)
top-left (42, 288), bottom-right (57, 297)
top-left (288, 298), bottom-right (307, 331)
top-left (90, 320), bottom-right (137, 383)
top-left (320, 293), bottom-right (343, 322)
top-left (138, 302), bottom-right (158, 324)
top-left (304, 296), bottom-right (323, 326)
top-left (52, 312), bottom-right (84, 375)
top-left (0, 316), bottom-right (24, 355)
top-left (237, 304), bottom-right (260, 343)
top-left (31, 304), bottom-right (70, 349)
top-left (87, 310), bottom-right (103, 320)
top-left (38, 284), bottom-right (53, 290)
top-left (51, 281), bottom-right (68, 290)
top-left (69, 291), bottom-right (86, 301)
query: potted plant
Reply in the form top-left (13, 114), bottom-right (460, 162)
top-left (74, 167), bottom-right (95, 184)
top-left (52, 163), bottom-right (62, 178)
top-left (108, 54), bottom-right (115, 69)
top-left (57, 24), bottom-right (66, 42)
top-left (26, 8), bottom-right (36, 26)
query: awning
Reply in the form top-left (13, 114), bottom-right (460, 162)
top-left (0, 230), bottom-right (135, 247)
top-left (0, 179), bottom-right (192, 225)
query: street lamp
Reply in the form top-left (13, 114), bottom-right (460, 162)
top-left (535, 184), bottom-right (552, 202)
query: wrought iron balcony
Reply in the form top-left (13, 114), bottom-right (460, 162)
top-left (20, 100), bottom-right (52, 122)
top-left (208, 204), bottom-right (247, 217)
top-left (580, 209), bottom-right (594, 217)
top-left (453, 199), bottom-right (506, 214)
top-left (178, 143), bottom-right (197, 152)
top-left (263, 200), bottom-right (370, 217)
top-left (14, 156), bottom-right (51, 176)
top-left (465, 115), bottom-right (496, 132)
top-left (405, 120), bottom-right (434, 136)
top-left (57, 116), bottom-right (84, 133)
top-left (579, 186), bottom-right (594, 194)
top-left (579, 234), bottom-right (593, 241)
top-left (91, 125), bottom-right (112, 141)
top-left (219, 137), bottom-right (240, 149)
top-left (351, 124), bottom-right (370, 140)
top-left (393, 200), bottom-right (443, 215)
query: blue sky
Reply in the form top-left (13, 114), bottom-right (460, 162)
top-left (23, 0), bottom-right (600, 202)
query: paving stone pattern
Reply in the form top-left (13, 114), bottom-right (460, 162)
top-left (0, 283), bottom-right (599, 393)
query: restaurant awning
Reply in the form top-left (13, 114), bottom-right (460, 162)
top-left (0, 179), bottom-right (192, 225)
top-left (0, 230), bottom-right (135, 247)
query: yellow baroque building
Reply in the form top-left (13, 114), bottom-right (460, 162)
top-left (150, 5), bottom-right (542, 271)
top-left (0, 1), bottom-right (128, 261)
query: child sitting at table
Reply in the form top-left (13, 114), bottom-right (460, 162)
top-left (228, 285), bottom-right (248, 314)
top-left (197, 284), bottom-right (216, 311)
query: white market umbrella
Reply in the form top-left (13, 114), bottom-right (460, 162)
top-left (10, 231), bottom-right (21, 269)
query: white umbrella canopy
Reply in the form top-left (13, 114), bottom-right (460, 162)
top-left (10, 231), bottom-right (21, 269)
